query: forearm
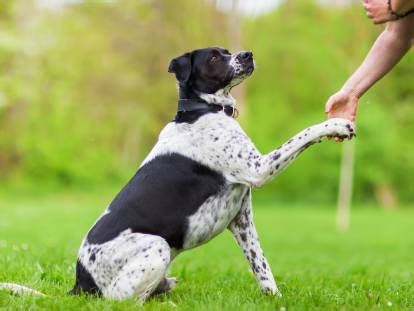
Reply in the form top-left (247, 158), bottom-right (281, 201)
top-left (255, 119), bottom-right (354, 186)
top-left (342, 16), bottom-right (414, 98)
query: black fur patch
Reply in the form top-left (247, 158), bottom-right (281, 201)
top-left (69, 260), bottom-right (101, 296)
top-left (86, 153), bottom-right (225, 249)
top-left (174, 107), bottom-right (223, 124)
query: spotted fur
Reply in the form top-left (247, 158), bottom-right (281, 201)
top-left (77, 231), bottom-right (170, 300)
top-left (229, 188), bottom-right (279, 295)
top-left (70, 110), bottom-right (353, 301)
top-left (0, 47), bottom-right (355, 301)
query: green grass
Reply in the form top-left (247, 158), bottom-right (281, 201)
top-left (0, 191), bottom-right (414, 310)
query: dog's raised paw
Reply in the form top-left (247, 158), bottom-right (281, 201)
top-left (323, 118), bottom-right (356, 140)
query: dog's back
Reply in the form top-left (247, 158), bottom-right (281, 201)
top-left (85, 152), bottom-right (225, 250)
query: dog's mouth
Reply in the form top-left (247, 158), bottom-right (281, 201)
top-left (227, 60), bottom-right (255, 89)
top-left (232, 56), bottom-right (255, 78)
top-left (243, 61), bottom-right (255, 76)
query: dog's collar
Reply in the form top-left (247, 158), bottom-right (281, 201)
top-left (177, 99), bottom-right (239, 119)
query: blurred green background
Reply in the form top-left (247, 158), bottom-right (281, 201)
top-left (2, 3), bottom-right (414, 308)
top-left (1, 0), bottom-right (413, 206)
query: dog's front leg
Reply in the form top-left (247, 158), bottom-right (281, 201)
top-left (228, 189), bottom-right (281, 296)
top-left (231, 118), bottom-right (355, 187)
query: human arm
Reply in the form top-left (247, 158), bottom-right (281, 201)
top-left (325, 14), bottom-right (414, 121)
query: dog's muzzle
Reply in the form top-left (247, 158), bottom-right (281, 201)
top-left (231, 51), bottom-right (255, 77)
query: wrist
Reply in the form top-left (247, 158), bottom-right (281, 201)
top-left (390, 0), bottom-right (403, 13)
top-left (340, 86), bottom-right (361, 99)
top-left (388, 0), bottom-right (414, 19)
top-left (392, 0), bottom-right (414, 12)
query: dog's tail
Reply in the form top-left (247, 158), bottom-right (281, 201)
top-left (0, 283), bottom-right (46, 296)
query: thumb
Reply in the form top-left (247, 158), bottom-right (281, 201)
top-left (325, 98), bottom-right (334, 113)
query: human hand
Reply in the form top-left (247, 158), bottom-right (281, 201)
top-left (363, 0), bottom-right (395, 24)
top-left (325, 90), bottom-right (358, 142)
top-left (325, 89), bottom-right (358, 121)
top-left (363, 0), bottom-right (414, 24)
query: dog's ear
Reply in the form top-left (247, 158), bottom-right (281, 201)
top-left (168, 52), bottom-right (192, 83)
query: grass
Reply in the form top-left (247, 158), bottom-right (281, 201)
top-left (0, 190), bottom-right (414, 310)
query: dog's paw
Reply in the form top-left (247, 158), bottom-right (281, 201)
top-left (151, 277), bottom-right (177, 297)
top-left (261, 283), bottom-right (282, 297)
top-left (321, 118), bottom-right (356, 140)
top-left (165, 277), bottom-right (177, 290)
top-left (262, 287), bottom-right (282, 297)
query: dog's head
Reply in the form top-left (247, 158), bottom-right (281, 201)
top-left (168, 47), bottom-right (254, 95)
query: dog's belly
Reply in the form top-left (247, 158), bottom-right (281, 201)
top-left (183, 184), bottom-right (249, 249)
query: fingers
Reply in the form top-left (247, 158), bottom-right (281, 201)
top-left (372, 15), bottom-right (394, 24)
top-left (363, 1), bottom-right (373, 19)
top-left (327, 136), bottom-right (346, 143)
top-left (328, 135), bottom-right (352, 143)
top-left (363, 0), bottom-right (395, 24)
top-left (327, 136), bottom-right (341, 142)
top-left (325, 99), bottom-right (334, 114)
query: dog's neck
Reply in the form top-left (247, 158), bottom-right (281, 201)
top-left (174, 84), bottom-right (238, 124)
top-left (178, 84), bottom-right (236, 107)
top-left (198, 89), bottom-right (236, 107)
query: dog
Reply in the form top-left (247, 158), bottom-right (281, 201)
top-left (0, 47), bottom-right (355, 301)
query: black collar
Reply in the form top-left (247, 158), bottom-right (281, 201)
top-left (177, 99), bottom-right (239, 118)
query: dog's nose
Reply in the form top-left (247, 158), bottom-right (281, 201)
top-left (239, 51), bottom-right (253, 60)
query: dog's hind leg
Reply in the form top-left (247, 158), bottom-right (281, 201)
top-left (81, 232), bottom-right (171, 301)
top-left (151, 277), bottom-right (177, 297)
top-left (104, 235), bottom-right (170, 301)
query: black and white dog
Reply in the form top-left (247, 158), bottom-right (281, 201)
top-left (0, 47), bottom-right (355, 301)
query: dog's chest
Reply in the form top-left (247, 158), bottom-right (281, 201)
top-left (183, 184), bottom-right (249, 249)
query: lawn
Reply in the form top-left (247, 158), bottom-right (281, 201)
top-left (0, 190), bottom-right (413, 310)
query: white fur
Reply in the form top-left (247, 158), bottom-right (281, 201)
top-left (0, 51), bottom-right (355, 300)
top-left (0, 111), bottom-right (354, 300)
top-left (143, 112), bottom-right (354, 187)
top-left (78, 230), bottom-right (170, 301)
top-left (136, 111), bottom-right (354, 297)
top-left (228, 188), bottom-right (281, 295)
top-left (229, 54), bottom-right (244, 76)
top-left (184, 184), bottom-right (248, 249)
top-left (198, 89), bottom-right (236, 106)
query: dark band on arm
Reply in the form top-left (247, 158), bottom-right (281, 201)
top-left (387, 0), bottom-right (414, 20)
